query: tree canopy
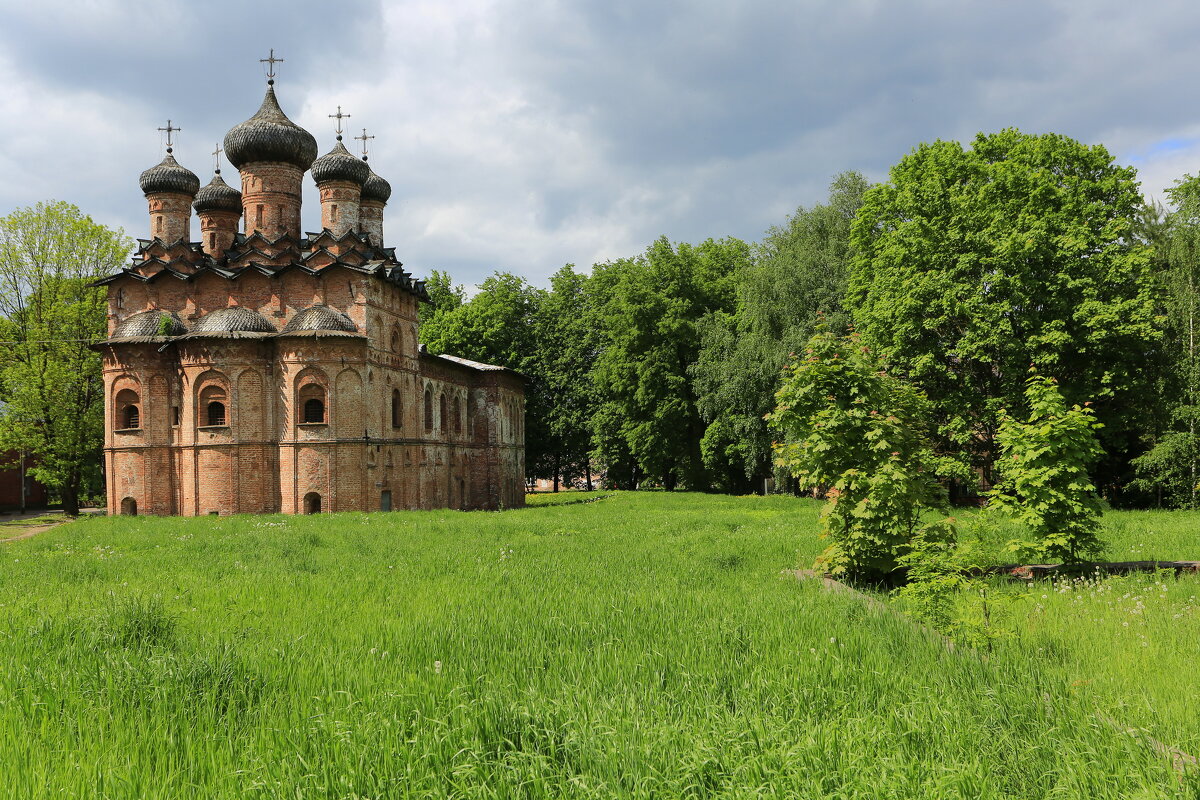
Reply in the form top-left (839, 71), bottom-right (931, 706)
top-left (589, 236), bottom-right (748, 490)
top-left (692, 172), bottom-right (868, 491)
top-left (0, 201), bottom-right (131, 514)
top-left (847, 129), bottom-right (1159, 491)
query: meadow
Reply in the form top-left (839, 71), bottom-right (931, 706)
top-left (1, 492), bottom-right (1198, 798)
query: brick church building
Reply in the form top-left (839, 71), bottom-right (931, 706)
top-left (95, 69), bottom-right (525, 516)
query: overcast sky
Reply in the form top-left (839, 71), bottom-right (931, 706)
top-left (1, 0), bottom-right (1198, 288)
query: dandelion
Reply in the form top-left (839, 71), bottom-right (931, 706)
top-left (434, 660), bottom-right (442, 674)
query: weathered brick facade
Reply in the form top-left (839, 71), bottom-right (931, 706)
top-left (96, 81), bottom-right (524, 516)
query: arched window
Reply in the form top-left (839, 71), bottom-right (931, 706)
top-left (391, 325), bottom-right (402, 354)
top-left (424, 388), bottom-right (433, 432)
top-left (439, 393), bottom-right (448, 433)
top-left (298, 383), bottom-right (326, 425)
top-left (392, 389), bottom-right (402, 428)
top-left (303, 492), bottom-right (321, 514)
top-left (199, 384), bottom-right (228, 427)
top-left (303, 398), bottom-right (325, 423)
top-left (115, 388), bottom-right (140, 430)
top-left (453, 397), bottom-right (462, 435)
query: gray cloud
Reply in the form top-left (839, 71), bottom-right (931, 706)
top-left (1, 0), bottom-right (1199, 287)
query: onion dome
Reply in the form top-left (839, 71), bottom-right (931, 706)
top-left (191, 306), bottom-right (276, 333)
top-left (361, 164), bottom-right (392, 204)
top-left (223, 87), bottom-right (318, 171)
top-left (192, 173), bottom-right (242, 214)
top-left (139, 152), bottom-right (200, 196)
top-left (311, 140), bottom-right (370, 186)
top-left (112, 309), bottom-right (187, 338)
top-left (282, 305), bottom-right (358, 333)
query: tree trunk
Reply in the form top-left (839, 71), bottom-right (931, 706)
top-left (553, 453), bottom-right (560, 493)
top-left (61, 470), bottom-right (81, 516)
top-left (585, 464), bottom-right (592, 491)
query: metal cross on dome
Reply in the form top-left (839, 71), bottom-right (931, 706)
top-left (212, 144), bottom-right (224, 173)
top-left (354, 128), bottom-right (375, 158)
top-left (329, 106), bottom-right (351, 137)
top-left (260, 48), bottom-right (284, 80)
top-left (157, 120), bottom-right (180, 152)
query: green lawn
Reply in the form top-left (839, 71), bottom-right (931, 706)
top-left (0, 493), bottom-right (1195, 798)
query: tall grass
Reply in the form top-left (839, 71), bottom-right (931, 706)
top-left (0, 493), bottom-right (1192, 797)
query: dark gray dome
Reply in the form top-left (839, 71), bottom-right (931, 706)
top-left (139, 153), bottom-right (200, 196)
top-left (361, 164), bottom-right (392, 204)
top-left (191, 306), bottom-right (276, 333)
top-left (112, 309), bottom-right (187, 337)
top-left (282, 305), bottom-right (358, 333)
top-left (311, 140), bottom-right (370, 186)
top-left (223, 87), bottom-right (318, 171)
top-left (193, 173), bottom-right (242, 213)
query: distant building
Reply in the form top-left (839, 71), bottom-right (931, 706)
top-left (94, 64), bottom-right (525, 516)
top-left (0, 452), bottom-right (48, 512)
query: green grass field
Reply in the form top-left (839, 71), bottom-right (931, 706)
top-left (2, 493), bottom-right (1198, 798)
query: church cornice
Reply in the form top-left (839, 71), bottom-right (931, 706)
top-left (95, 254), bottom-right (429, 301)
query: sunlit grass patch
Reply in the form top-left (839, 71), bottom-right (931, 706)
top-left (0, 492), bottom-right (1194, 798)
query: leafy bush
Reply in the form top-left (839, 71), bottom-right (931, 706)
top-left (768, 326), bottom-right (964, 579)
top-left (988, 372), bottom-right (1104, 562)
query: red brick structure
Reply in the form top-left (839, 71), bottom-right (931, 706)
top-left (0, 452), bottom-right (48, 511)
top-left (95, 78), bottom-right (524, 516)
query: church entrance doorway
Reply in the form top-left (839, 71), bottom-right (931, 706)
top-left (303, 492), bottom-right (321, 514)
top-left (381, 490), bottom-right (392, 511)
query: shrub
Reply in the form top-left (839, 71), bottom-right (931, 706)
top-left (988, 372), bottom-right (1104, 562)
top-left (768, 326), bottom-right (964, 579)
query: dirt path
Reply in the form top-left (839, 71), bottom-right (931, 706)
top-left (0, 509), bottom-right (102, 543)
top-left (0, 520), bottom-right (68, 543)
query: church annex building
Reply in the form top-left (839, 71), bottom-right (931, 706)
top-left (95, 66), bottom-right (526, 516)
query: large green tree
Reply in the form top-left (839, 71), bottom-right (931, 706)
top-left (1132, 176), bottom-right (1200, 507)
top-left (847, 130), bottom-right (1159, 495)
top-left (590, 236), bottom-right (748, 490)
top-left (692, 172), bottom-right (868, 491)
top-left (419, 269), bottom-right (465, 324)
top-left (534, 265), bottom-right (602, 490)
top-left (0, 201), bottom-right (131, 514)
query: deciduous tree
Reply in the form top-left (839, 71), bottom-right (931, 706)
top-left (534, 265), bottom-right (601, 490)
top-left (590, 236), bottom-right (747, 490)
top-left (768, 327), bottom-right (959, 579)
top-left (0, 201), bottom-right (131, 514)
top-left (1132, 176), bottom-right (1200, 507)
top-left (692, 172), bottom-right (868, 491)
top-left (848, 130), bottom-right (1159, 494)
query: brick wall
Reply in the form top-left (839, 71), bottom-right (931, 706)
top-left (102, 273), bottom-right (525, 516)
